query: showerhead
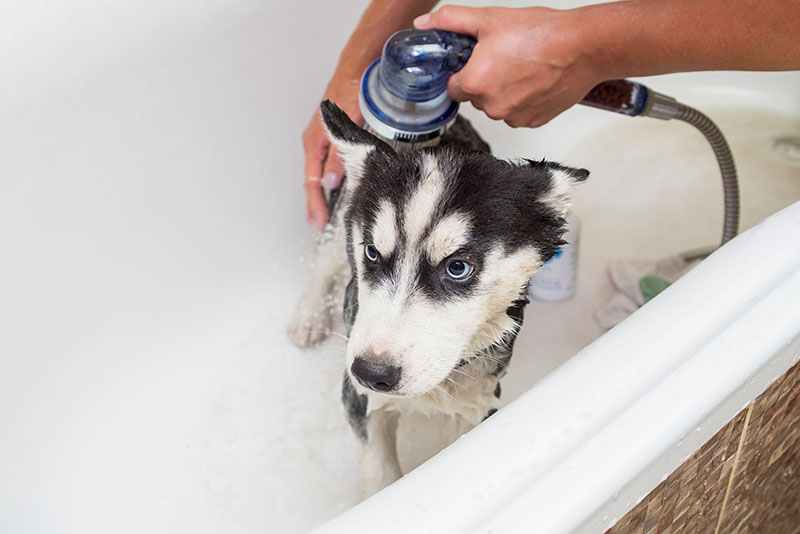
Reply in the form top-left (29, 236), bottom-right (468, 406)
top-left (358, 29), bottom-right (476, 145)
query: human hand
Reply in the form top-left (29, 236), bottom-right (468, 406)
top-left (302, 78), bottom-right (362, 232)
top-left (414, 5), bottom-right (604, 128)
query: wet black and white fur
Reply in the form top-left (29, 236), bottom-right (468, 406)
top-left (289, 101), bottom-right (588, 497)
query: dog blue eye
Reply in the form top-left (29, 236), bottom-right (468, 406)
top-left (364, 244), bottom-right (379, 263)
top-left (445, 260), bottom-right (472, 280)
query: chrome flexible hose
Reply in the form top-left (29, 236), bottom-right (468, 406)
top-left (674, 104), bottom-right (740, 248)
top-left (583, 82), bottom-right (740, 261)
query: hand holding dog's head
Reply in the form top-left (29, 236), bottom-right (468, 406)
top-left (320, 100), bottom-right (588, 397)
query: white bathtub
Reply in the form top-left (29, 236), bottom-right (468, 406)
top-left (1, 1), bottom-right (798, 533)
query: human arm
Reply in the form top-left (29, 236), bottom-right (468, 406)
top-left (414, 0), bottom-right (800, 128)
top-left (304, 0), bottom-right (439, 232)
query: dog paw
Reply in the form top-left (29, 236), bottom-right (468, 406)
top-left (287, 294), bottom-right (333, 348)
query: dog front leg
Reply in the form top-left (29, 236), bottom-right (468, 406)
top-left (357, 409), bottom-right (402, 499)
top-left (342, 374), bottom-right (402, 499)
top-left (287, 220), bottom-right (349, 348)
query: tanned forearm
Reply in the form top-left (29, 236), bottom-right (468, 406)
top-left (415, 1), bottom-right (799, 128)
top-left (578, 0), bottom-right (800, 80)
top-left (328, 0), bottom-right (441, 103)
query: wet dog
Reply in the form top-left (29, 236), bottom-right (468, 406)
top-left (289, 100), bottom-right (588, 497)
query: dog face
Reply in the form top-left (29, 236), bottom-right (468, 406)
top-left (321, 101), bottom-right (588, 398)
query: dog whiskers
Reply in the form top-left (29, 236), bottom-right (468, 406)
top-left (475, 352), bottom-right (506, 365)
top-left (434, 384), bottom-right (457, 403)
top-left (449, 367), bottom-right (474, 380)
top-left (295, 351), bottom-right (346, 359)
top-left (520, 318), bottom-right (554, 335)
top-left (443, 377), bottom-right (468, 395)
top-left (326, 332), bottom-right (352, 343)
top-left (472, 355), bottom-right (509, 375)
top-left (427, 388), bottom-right (444, 410)
top-left (305, 330), bottom-right (351, 343)
top-left (297, 347), bottom-right (347, 358)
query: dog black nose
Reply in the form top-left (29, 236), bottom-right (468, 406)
top-left (351, 357), bottom-right (401, 392)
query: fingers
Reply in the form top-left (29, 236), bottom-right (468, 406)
top-left (302, 108), bottom-right (347, 232)
top-left (305, 176), bottom-right (328, 232)
top-left (321, 150), bottom-right (343, 190)
top-left (447, 47), bottom-right (494, 105)
top-left (416, 5), bottom-right (494, 105)
top-left (447, 71), bottom-right (477, 103)
top-left (414, 5), bottom-right (483, 37)
top-left (303, 118), bottom-right (331, 232)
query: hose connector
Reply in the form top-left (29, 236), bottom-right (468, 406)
top-left (643, 91), bottom-right (680, 120)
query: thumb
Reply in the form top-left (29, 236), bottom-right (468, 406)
top-left (414, 5), bottom-right (484, 37)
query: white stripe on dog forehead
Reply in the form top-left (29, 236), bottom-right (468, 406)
top-left (425, 212), bottom-right (471, 265)
top-left (404, 153), bottom-right (444, 247)
top-left (371, 199), bottom-right (396, 257)
top-left (352, 222), bottom-right (365, 276)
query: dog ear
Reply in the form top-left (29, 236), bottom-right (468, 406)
top-left (528, 160), bottom-right (589, 217)
top-left (319, 100), bottom-right (393, 192)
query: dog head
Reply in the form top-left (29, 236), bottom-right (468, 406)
top-left (321, 100), bottom-right (588, 397)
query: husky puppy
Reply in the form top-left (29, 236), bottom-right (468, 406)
top-left (289, 101), bottom-right (588, 497)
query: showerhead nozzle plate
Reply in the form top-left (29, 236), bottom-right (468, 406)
top-left (359, 58), bottom-right (459, 144)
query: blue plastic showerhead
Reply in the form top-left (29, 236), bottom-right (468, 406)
top-left (378, 29), bottom-right (475, 102)
top-left (359, 29), bottom-right (476, 144)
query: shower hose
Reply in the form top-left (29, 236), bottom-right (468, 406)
top-left (582, 79), bottom-right (740, 261)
